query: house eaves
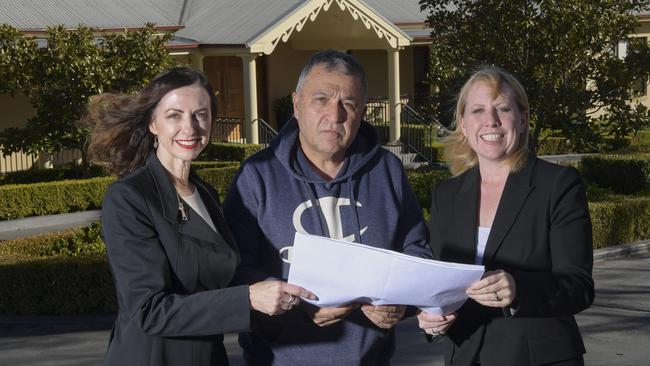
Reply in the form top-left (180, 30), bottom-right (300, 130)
top-left (247, 0), bottom-right (413, 55)
top-left (0, 0), bottom-right (182, 32)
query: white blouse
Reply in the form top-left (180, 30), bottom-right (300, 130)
top-left (181, 189), bottom-right (217, 233)
top-left (475, 226), bottom-right (491, 265)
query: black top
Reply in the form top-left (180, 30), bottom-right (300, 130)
top-left (101, 153), bottom-right (250, 366)
top-left (428, 155), bottom-right (594, 366)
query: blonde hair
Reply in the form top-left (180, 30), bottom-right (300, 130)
top-left (444, 66), bottom-right (530, 176)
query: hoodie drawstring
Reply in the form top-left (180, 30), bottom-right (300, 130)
top-left (302, 177), bottom-right (363, 244)
top-left (303, 181), bottom-right (331, 238)
top-left (348, 176), bottom-right (362, 244)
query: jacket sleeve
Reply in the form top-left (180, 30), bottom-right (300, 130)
top-left (396, 167), bottom-right (433, 259)
top-left (510, 167), bottom-right (595, 317)
top-left (222, 164), bottom-right (272, 284)
top-left (101, 182), bottom-right (250, 337)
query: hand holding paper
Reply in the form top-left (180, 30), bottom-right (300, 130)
top-left (287, 233), bottom-right (484, 315)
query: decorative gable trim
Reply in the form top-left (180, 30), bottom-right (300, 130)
top-left (248, 0), bottom-right (411, 55)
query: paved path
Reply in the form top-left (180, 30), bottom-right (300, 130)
top-left (1, 252), bottom-right (648, 366)
top-left (0, 210), bottom-right (100, 241)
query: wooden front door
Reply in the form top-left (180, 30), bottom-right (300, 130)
top-left (205, 56), bottom-right (244, 118)
top-left (204, 56), bottom-right (245, 142)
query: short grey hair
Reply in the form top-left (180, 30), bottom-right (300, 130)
top-left (295, 49), bottom-right (368, 98)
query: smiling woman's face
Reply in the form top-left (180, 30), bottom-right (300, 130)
top-left (460, 81), bottom-right (528, 166)
top-left (149, 83), bottom-right (212, 167)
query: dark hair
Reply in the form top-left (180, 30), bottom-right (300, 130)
top-left (84, 67), bottom-right (217, 178)
top-left (295, 49), bottom-right (368, 98)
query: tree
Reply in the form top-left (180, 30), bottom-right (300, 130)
top-left (0, 24), bottom-right (36, 95)
top-left (419, 0), bottom-right (650, 152)
top-left (0, 24), bottom-right (172, 164)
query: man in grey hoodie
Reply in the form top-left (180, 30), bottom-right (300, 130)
top-left (223, 49), bottom-right (432, 365)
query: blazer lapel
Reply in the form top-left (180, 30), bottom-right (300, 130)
top-left (144, 153), bottom-right (199, 292)
top-left (190, 174), bottom-right (239, 255)
top-left (483, 156), bottom-right (536, 266)
top-left (451, 166), bottom-right (480, 264)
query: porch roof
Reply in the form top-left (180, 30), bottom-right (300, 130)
top-left (1, 0), bottom-right (431, 49)
top-left (178, 0), bottom-right (418, 54)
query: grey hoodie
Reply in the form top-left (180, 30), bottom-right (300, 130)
top-left (223, 118), bottom-right (431, 365)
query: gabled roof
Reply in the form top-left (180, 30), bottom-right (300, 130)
top-left (364, 0), bottom-right (428, 24)
top-left (0, 0), bottom-right (183, 31)
top-left (176, 0), bottom-right (304, 45)
top-left (1, 0), bottom-right (430, 49)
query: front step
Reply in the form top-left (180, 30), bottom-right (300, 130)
top-left (382, 144), bottom-right (429, 169)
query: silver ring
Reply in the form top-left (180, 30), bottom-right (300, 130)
top-left (286, 294), bottom-right (294, 304)
top-left (494, 292), bottom-right (501, 302)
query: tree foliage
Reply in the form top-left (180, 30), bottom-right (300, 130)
top-left (419, 0), bottom-right (650, 152)
top-left (0, 24), bottom-right (171, 160)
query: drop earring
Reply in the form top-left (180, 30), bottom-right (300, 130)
top-left (153, 135), bottom-right (159, 149)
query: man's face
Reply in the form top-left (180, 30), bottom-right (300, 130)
top-left (292, 64), bottom-right (365, 163)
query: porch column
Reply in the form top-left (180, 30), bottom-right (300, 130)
top-left (189, 52), bottom-right (204, 72)
top-left (241, 54), bottom-right (259, 144)
top-left (388, 48), bottom-right (401, 143)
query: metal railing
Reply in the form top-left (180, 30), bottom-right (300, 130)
top-left (213, 116), bottom-right (245, 143)
top-left (256, 118), bottom-right (278, 145)
top-left (364, 96), bottom-right (452, 164)
top-left (213, 116), bottom-right (277, 145)
top-left (399, 103), bottom-right (451, 164)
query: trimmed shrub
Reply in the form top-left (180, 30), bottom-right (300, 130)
top-left (0, 164), bottom-right (107, 185)
top-left (536, 137), bottom-right (575, 155)
top-left (199, 142), bottom-right (263, 162)
top-left (536, 136), bottom-right (630, 155)
top-left (631, 130), bottom-right (650, 147)
top-left (406, 169), bottom-right (451, 211)
top-left (192, 161), bottom-right (240, 170)
top-left (580, 154), bottom-right (650, 194)
top-left (589, 196), bottom-right (650, 249)
top-left (0, 164), bottom-right (241, 221)
top-left (196, 166), bottom-right (240, 198)
top-left (0, 177), bottom-right (113, 220)
top-left (0, 224), bottom-right (104, 260)
top-left (0, 224), bottom-right (114, 315)
top-left (0, 255), bottom-right (115, 315)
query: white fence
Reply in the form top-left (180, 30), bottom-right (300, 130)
top-left (0, 149), bottom-right (82, 173)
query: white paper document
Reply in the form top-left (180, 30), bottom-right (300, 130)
top-left (287, 232), bottom-right (485, 315)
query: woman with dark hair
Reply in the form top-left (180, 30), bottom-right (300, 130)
top-left (417, 67), bottom-right (594, 366)
top-left (86, 67), bottom-right (313, 365)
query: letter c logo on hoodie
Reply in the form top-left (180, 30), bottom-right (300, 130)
top-left (280, 197), bottom-right (368, 264)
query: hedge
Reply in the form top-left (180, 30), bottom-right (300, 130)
top-left (0, 160), bottom-right (240, 188)
top-left (192, 161), bottom-right (240, 169)
top-left (0, 254), bottom-right (115, 315)
top-left (580, 153), bottom-right (650, 194)
top-left (0, 165), bottom-right (242, 220)
top-left (536, 136), bottom-right (631, 156)
top-left (406, 169), bottom-right (450, 212)
top-left (2, 192), bottom-right (649, 315)
top-left (0, 177), bottom-right (112, 220)
top-left (0, 223), bottom-right (104, 260)
top-left (590, 196), bottom-right (650, 249)
top-left (0, 225), bottom-right (114, 315)
top-left (195, 166), bottom-right (241, 198)
top-left (199, 142), bottom-right (263, 162)
top-left (630, 130), bottom-right (650, 147)
top-left (0, 164), bottom-right (107, 185)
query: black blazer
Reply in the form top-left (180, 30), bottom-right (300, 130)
top-left (428, 155), bottom-right (594, 366)
top-left (101, 153), bottom-right (250, 366)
